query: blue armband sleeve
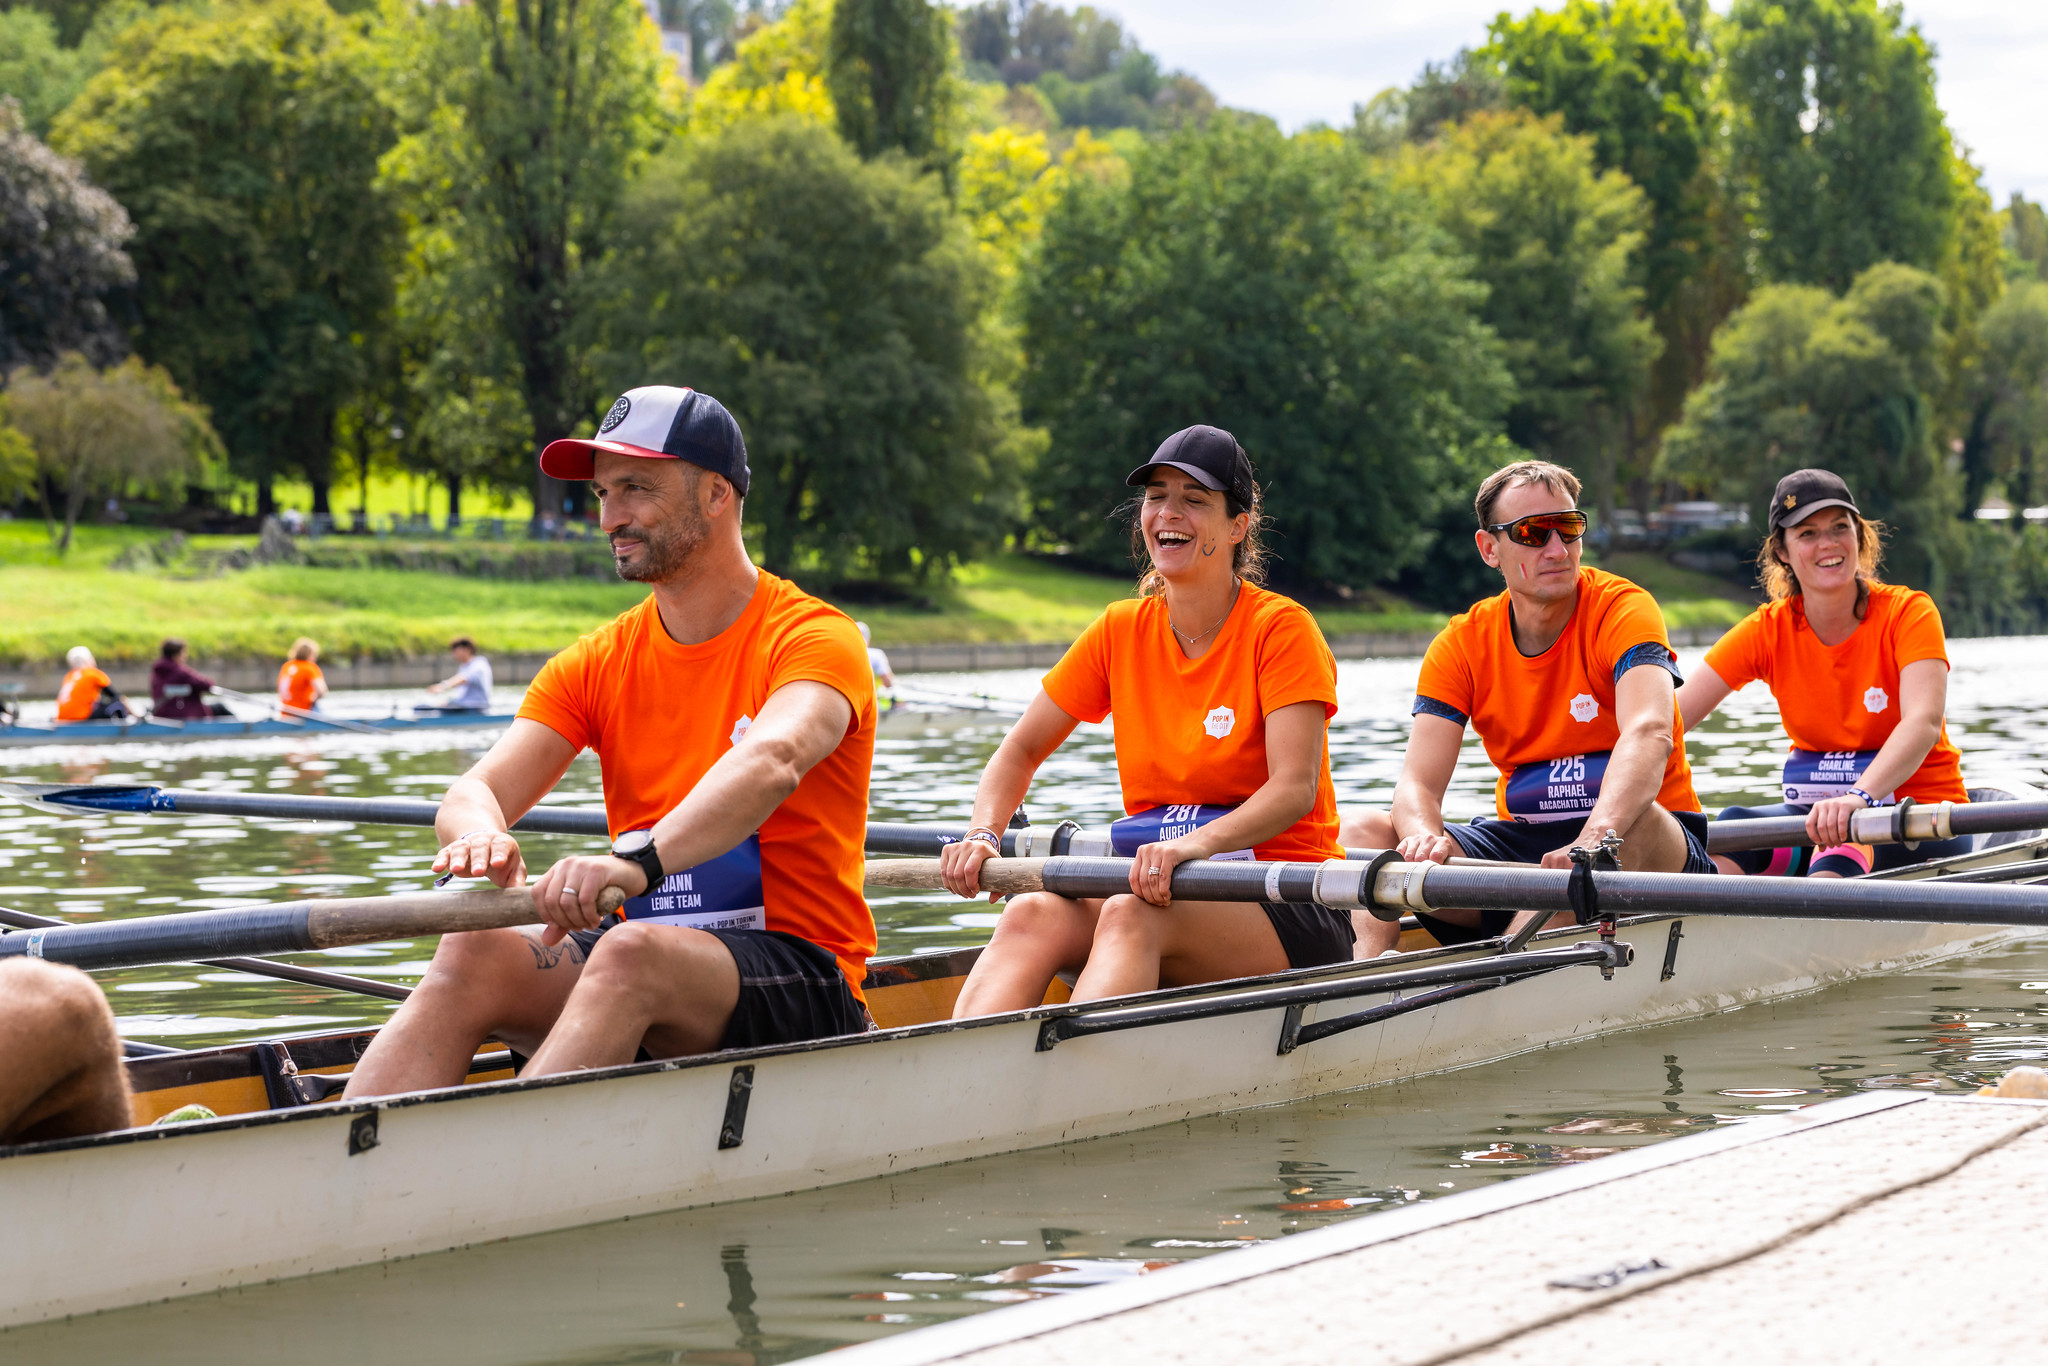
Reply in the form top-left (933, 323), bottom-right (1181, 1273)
top-left (1412, 694), bottom-right (1469, 726)
top-left (1614, 642), bottom-right (1681, 685)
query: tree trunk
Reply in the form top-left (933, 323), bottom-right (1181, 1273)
top-left (309, 474), bottom-right (331, 518)
top-left (446, 472), bottom-right (463, 529)
top-left (59, 468), bottom-right (89, 553)
top-left (256, 472), bottom-right (276, 518)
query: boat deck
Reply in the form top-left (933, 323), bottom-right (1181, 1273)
top-left (837, 1088), bottom-right (2048, 1366)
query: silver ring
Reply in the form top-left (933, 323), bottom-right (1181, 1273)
top-left (563, 886), bottom-right (579, 897)
top-left (1147, 866), bottom-right (1161, 875)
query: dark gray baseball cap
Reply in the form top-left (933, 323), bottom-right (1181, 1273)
top-left (1124, 425), bottom-right (1256, 506)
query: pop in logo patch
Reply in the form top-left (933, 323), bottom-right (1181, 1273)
top-left (729, 714), bottom-right (752, 745)
top-left (1203, 705), bottom-right (1236, 739)
top-left (599, 395), bottom-right (632, 434)
top-left (1569, 693), bottom-right (1599, 723)
top-left (1863, 686), bottom-right (1889, 714)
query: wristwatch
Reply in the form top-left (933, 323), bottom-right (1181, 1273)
top-left (610, 829), bottom-right (665, 896)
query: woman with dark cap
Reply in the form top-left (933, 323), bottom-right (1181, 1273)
top-left (149, 640), bottom-right (230, 721)
top-left (940, 425), bottom-right (1353, 1017)
top-left (1677, 468), bottom-right (1971, 877)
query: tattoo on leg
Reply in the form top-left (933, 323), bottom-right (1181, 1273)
top-left (526, 937), bottom-right (588, 969)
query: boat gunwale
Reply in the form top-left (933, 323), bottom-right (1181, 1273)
top-left (6, 829), bottom-right (2043, 1164)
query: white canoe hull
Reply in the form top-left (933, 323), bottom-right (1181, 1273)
top-left (0, 905), bottom-right (2032, 1328)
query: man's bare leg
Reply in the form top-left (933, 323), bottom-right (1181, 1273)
top-left (524, 923), bottom-right (742, 1073)
top-left (344, 927), bottom-right (588, 1099)
top-left (952, 893), bottom-right (1102, 1018)
top-left (0, 960), bottom-right (131, 1143)
top-left (1336, 809), bottom-right (1407, 956)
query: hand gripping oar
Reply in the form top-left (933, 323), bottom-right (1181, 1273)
top-left (1702, 796), bottom-right (2048, 853)
top-left (209, 685), bottom-right (390, 738)
top-left (0, 780), bottom-right (611, 836)
top-left (0, 904), bottom-right (412, 1002)
top-left (864, 853), bottom-right (2048, 929)
top-left (0, 885), bottom-right (629, 974)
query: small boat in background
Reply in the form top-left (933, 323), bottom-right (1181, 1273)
top-left (0, 709), bottom-right (518, 748)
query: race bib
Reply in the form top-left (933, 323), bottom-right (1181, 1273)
top-left (1781, 750), bottom-right (1892, 805)
top-left (1109, 804), bottom-right (1254, 861)
top-left (621, 833), bottom-right (766, 932)
top-left (1504, 752), bottom-right (1610, 823)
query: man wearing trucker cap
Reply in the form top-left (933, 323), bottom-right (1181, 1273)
top-left (346, 386), bottom-right (878, 1097)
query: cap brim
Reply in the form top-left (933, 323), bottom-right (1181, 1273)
top-left (1124, 460), bottom-right (1226, 491)
top-left (1779, 497), bottom-right (1859, 528)
top-left (538, 438), bottom-right (675, 481)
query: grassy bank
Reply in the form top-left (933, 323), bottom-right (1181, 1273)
top-left (0, 521), bottom-right (1752, 669)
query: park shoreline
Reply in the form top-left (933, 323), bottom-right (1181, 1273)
top-left (0, 625), bottom-right (1735, 699)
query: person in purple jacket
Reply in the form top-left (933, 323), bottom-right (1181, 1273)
top-left (149, 639), bottom-right (231, 721)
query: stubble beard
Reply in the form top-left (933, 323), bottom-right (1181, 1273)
top-left (612, 486), bottom-right (709, 584)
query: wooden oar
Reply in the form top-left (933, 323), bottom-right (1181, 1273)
top-left (0, 905), bottom-right (412, 1002)
top-left (210, 685), bottom-right (390, 738)
top-left (864, 853), bottom-right (2048, 928)
top-left (0, 886), bottom-right (627, 973)
top-left (0, 780), bottom-right (610, 836)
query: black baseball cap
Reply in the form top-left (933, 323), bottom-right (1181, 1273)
top-left (1124, 425), bottom-right (1256, 506)
top-left (1768, 468), bottom-right (1859, 533)
top-left (539, 385), bottom-right (751, 495)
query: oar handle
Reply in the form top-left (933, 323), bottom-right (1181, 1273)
top-left (864, 857), bottom-right (1053, 897)
top-left (305, 885), bottom-right (630, 949)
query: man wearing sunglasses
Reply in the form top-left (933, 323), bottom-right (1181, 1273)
top-left (1341, 460), bottom-right (1714, 954)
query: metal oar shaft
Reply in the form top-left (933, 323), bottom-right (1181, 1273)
top-left (866, 854), bottom-right (2048, 928)
top-left (0, 887), bottom-right (627, 973)
top-left (1, 782), bottom-right (611, 836)
top-left (1705, 797), bottom-right (2048, 853)
top-left (0, 905), bottom-right (411, 1002)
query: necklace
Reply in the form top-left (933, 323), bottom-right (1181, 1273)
top-left (1170, 578), bottom-right (1241, 648)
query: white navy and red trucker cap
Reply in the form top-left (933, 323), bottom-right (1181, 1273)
top-left (539, 386), bottom-right (750, 494)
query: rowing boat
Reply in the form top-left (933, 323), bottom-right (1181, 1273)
top-left (2, 795), bottom-right (2044, 1328)
top-left (0, 709), bottom-right (519, 748)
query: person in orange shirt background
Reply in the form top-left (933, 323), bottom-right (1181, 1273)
top-left (1678, 469), bottom-right (1970, 877)
top-left (940, 425), bottom-right (1353, 1017)
top-left (346, 385), bottom-right (875, 1100)
top-left (277, 638), bottom-right (328, 714)
top-left (1339, 459), bottom-right (1714, 955)
top-left (54, 646), bottom-right (130, 722)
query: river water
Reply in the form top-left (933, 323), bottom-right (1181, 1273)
top-left (5, 638), bottom-right (2048, 1362)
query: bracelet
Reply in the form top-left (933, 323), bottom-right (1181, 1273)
top-left (1847, 788), bottom-right (1879, 808)
top-left (964, 827), bottom-right (1001, 849)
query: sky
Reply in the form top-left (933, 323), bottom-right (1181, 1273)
top-left (1103, 0), bottom-right (2048, 207)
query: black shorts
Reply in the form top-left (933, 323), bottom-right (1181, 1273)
top-left (569, 921), bottom-right (868, 1052)
top-left (1261, 901), bottom-right (1355, 969)
top-left (1417, 810), bottom-right (1717, 946)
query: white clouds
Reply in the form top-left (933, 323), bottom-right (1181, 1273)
top-left (1103, 0), bottom-right (2048, 204)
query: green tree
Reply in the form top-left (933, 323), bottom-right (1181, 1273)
top-left (1660, 262), bottom-right (1950, 586)
top-left (378, 0), bottom-right (670, 523)
top-left (2007, 193), bottom-right (2048, 282)
top-left (587, 115), bottom-right (1028, 577)
top-left (1721, 0), bottom-right (1956, 291)
top-left (4, 0), bottom-right (107, 47)
top-left (0, 97), bottom-right (131, 369)
top-left (54, 0), bottom-right (398, 516)
top-left (0, 7), bottom-right (96, 133)
top-left (1962, 281), bottom-right (2048, 519)
top-left (1350, 48), bottom-right (1503, 155)
top-left (1397, 109), bottom-right (1657, 528)
top-left (7, 351), bottom-right (220, 550)
top-left (1019, 115), bottom-right (1515, 594)
top-left (827, 0), bottom-right (954, 161)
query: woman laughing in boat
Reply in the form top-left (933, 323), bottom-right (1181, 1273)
top-left (1677, 468), bottom-right (1971, 877)
top-left (941, 426), bottom-right (1353, 1016)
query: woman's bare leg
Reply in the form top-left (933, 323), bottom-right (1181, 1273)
top-left (952, 893), bottom-right (1102, 1018)
top-left (1070, 896), bottom-right (1291, 1003)
top-left (0, 960), bottom-right (131, 1142)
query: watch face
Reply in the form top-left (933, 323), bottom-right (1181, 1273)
top-left (613, 829), bottom-right (654, 856)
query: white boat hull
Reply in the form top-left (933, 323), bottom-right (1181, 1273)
top-left (0, 905), bottom-right (2031, 1328)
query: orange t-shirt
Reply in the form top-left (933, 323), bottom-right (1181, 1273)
top-left (517, 571), bottom-right (878, 996)
top-left (1702, 582), bottom-right (1966, 805)
top-left (55, 667), bottom-right (111, 721)
top-left (1416, 567), bottom-right (1700, 820)
top-left (278, 660), bottom-right (323, 711)
top-left (1040, 584), bottom-right (1341, 863)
